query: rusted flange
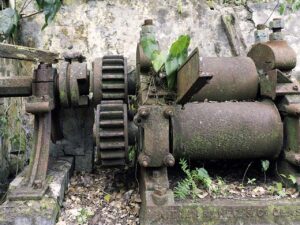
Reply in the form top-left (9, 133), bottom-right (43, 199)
top-left (57, 61), bottom-right (89, 107)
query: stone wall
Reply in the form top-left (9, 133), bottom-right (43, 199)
top-left (18, 0), bottom-right (300, 73)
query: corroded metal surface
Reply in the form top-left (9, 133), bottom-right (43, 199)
top-left (248, 40), bottom-right (297, 72)
top-left (191, 56), bottom-right (258, 102)
top-left (92, 56), bottom-right (128, 105)
top-left (8, 64), bottom-right (55, 200)
top-left (172, 101), bottom-right (283, 160)
top-left (95, 100), bottom-right (128, 166)
top-left (0, 76), bottom-right (32, 97)
top-left (135, 106), bottom-right (172, 167)
top-left (176, 48), bottom-right (212, 104)
top-left (57, 61), bottom-right (89, 107)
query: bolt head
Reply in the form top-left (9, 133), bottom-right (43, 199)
top-left (164, 154), bottom-right (175, 167)
top-left (138, 107), bottom-right (150, 118)
top-left (164, 107), bottom-right (174, 118)
top-left (270, 18), bottom-right (284, 29)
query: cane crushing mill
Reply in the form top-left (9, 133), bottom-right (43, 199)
top-left (0, 17), bottom-right (300, 224)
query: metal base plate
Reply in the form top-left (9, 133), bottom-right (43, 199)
top-left (140, 198), bottom-right (300, 225)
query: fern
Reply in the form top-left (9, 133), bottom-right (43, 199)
top-left (175, 159), bottom-right (213, 199)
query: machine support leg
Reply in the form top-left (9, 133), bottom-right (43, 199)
top-left (7, 63), bottom-right (55, 200)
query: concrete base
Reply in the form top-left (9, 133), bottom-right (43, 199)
top-left (140, 198), bottom-right (300, 225)
top-left (0, 157), bottom-right (74, 225)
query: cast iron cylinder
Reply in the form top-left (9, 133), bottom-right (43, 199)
top-left (172, 101), bottom-right (283, 160)
top-left (247, 40), bottom-right (297, 72)
top-left (191, 57), bottom-right (258, 102)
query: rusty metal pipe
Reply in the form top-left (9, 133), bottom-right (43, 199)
top-left (191, 57), bottom-right (258, 102)
top-left (172, 101), bottom-right (283, 160)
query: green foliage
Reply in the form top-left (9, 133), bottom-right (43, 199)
top-left (141, 35), bottom-right (190, 89)
top-left (247, 178), bottom-right (256, 185)
top-left (261, 160), bottom-right (270, 172)
top-left (36, 0), bottom-right (62, 30)
top-left (76, 208), bottom-right (94, 224)
top-left (0, 8), bottom-right (19, 40)
top-left (269, 182), bottom-right (286, 197)
top-left (280, 173), bottom-right (297, 184)
top-left (0, 0), bottom-right (61, 40)
top-left (279, 0), bottom-right (300, 15)
top-left (288, 174), bottom-right (297, 184)
top-left (165, 35), bottom-right (190, 89)
top-left (174, 159), bottom-right (212, 199)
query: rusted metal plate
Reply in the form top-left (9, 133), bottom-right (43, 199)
top-left (0, 76), bottom-right (32, 97)
top-left (191, 56), bottom-right (258, 102)
top-left (0, 43), bottom-right (59, 63)
top-left (135, 105), bottom-right (171, 167)
top-left (172, 101), bottom-right (283, 160)
top-left (176, 48), bottom-right (212, 105)
top-left (260, 70), bottom-right (277, 100)
top-left (248, 40), bottom-right (297, 72)
top-left (140, 199), bottom-right (300, 225)
top-left (276, 83), bottom-right (300, 95)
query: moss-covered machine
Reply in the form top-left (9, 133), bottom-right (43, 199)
top-left (0, 17), bottom-right (300, 224)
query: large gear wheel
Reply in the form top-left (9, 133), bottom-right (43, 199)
top-left (95, 100), bottom-right (128, 166)
top-left (92, 55), bottom-right (128, 105)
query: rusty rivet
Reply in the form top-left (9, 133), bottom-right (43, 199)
top-left (163, 107), bottom-right (174, 118)
top-left (138, 153), bottom-right (150, 167)
top-left (164, 154), bottom-right (175, 167)
top-left (293, 85), bottom-right (298, 91)
top-left (138, 107), bottom-right (150, 118)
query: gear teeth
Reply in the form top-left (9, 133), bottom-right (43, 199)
top-left (96, 100), bottom-right (128, 166)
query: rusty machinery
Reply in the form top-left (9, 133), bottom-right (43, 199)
top-left (0, 17), bottom-right (300, 224)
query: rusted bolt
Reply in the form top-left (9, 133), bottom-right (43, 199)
top-left (138, 153), bottom-right (150, 167)
top-left (164, 154), bottom-right (175, 167)
top-left (163, 107), bottom-right (174, 118)
top-left (293, 85), bottom-right (298, 91)
top-left (138, 107), bottom-right (150, 118)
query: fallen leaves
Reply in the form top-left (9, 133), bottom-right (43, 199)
top-left (57, 167), bottom-right (140, 225)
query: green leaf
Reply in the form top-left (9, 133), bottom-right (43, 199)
top-left (292, 0), bottom-right (300, 11)
top-left (104, 194), bottom-right (111, 203)
top-left (288, 174), bottom-right (297, 184)
top-left (140, 36), bottom-right (159, 60)
top-left (261, 160), bottom-right (270, 172)
top-left (165, 35), bottom-right (190, 89)
top-left (36, 0), bottom-right (45, 9)
top-left (0, 8), bottom-right (19, 39)
top-left (41, 0), bottom-right (61, 30)
top-left (165, 56), bottom-right (178, 88)
top-left (279, 3), bottom-right (286, 15)
top-left (169, 35), bottom-right (190, 57)
top-left (152, 50), bottom-right (167, 72)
